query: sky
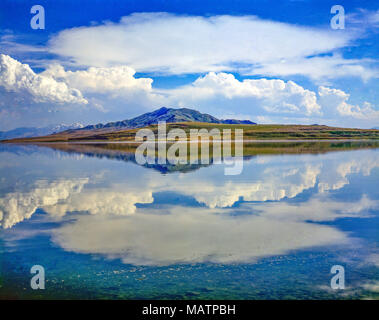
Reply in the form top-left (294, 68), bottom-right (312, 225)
top-left (0, 0), bottom-right (378, 130)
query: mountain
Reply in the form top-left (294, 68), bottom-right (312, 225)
top-left (0, 123), bottom-right (84, 140)
top-left (79, 107), bottom-right (256, 131)
top-left (4, 107), bottom-right (379, 143)
top-left (372, 127), bottom-right (379, 130)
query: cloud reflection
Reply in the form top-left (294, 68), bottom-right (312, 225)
top-left (0, 178), bottom-right (88, 228)
top-left (0, 147), bottom-right (378, 266)
top-left (51, 196), bottom-right (376, 266)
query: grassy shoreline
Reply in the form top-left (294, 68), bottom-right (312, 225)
top-left (2, 123), bottom-right (379, 143)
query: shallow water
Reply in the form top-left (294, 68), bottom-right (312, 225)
top-left (0, 143), bottom-right (378, 299)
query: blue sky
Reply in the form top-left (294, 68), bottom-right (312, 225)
top-left (0, 0), bottom-right (378, 129)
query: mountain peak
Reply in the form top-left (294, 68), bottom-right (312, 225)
top-left (78, 107), bottom-right (256, 131)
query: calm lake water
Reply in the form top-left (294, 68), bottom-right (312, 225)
top-left (0, 142), bottom-right (378, 299)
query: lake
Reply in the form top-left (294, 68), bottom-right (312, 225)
top-left (0, 142), bottom-right (378, 299)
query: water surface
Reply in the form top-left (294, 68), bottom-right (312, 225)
top-left (0, 142), bottom-right (378, 299)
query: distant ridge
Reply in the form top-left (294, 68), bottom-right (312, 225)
top-left (79, 107), bottom-right (256, 131)
top-left (0, 123), bottom-right (84, 140)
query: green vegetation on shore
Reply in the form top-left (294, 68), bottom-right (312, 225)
top-left (3, 123), bottom-right (379, 143)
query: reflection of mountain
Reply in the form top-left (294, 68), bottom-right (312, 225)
top-left (6, 140), bottom-right (379, 174)
top-left (0, 143), bottom-right (211, 174)
top-left (33, 143), bottom-right (214, 174)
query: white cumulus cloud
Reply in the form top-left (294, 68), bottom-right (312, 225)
top-left (167, 72), bottom-right (321, 116)
top-left (318, 86), bottom-right (379, 120)
top-left (42, 64), bottom-right (153, 93)
top-left (0, 54), bottom-right (87, 104)
top-left (1, 55), bottom-right (378, 129)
